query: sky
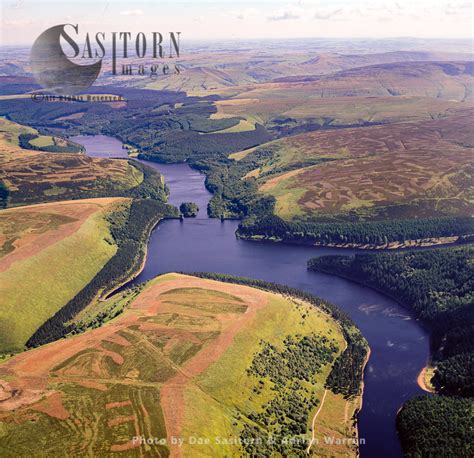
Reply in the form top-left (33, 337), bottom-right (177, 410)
top-left (1, 0), bottom-right (473, 46)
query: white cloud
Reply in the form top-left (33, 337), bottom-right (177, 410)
top-left (268, 6), bottom-right (303, 21)
top-left (235, 8), bottom-right (258, 21)
top-left (2, 19), bottom-right (33, 27)
top-left (444, 1), bottom-right (473, 15)
top-left (120, 9), bottom-right (144, 16)
top-left (314, 7), bottom-right (343, 20)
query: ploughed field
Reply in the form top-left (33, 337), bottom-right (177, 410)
top-left (240, 108), bottom-right (474, 221)
top-left (0, 274), bottom-right (365, 457)
top-left (0, 198), bottom-right (127, 354)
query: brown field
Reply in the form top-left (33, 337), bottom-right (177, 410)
top-left (0, 275), bottom-right (266, 455)
top-left (0, 118), bottom-right (142, 206)
top-left (253, 108), bottom-right (474, 220)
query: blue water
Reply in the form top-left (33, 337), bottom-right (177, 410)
top-left (77, 135), bottom-right (429, 457)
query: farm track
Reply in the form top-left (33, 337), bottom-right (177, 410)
top-left (306, 388), bottom-right (328, 455)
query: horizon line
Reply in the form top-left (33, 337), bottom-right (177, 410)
top-left (1, 35), bottom-right (474, 48)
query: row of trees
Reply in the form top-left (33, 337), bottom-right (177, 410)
top-left (26, 199), bottom-right (178, 348)
top-left (326, 339), bottom-right (368, 398)
top-left (0, 182), bottom-right (8, 209)
top-left (186, 272), bottom-right (360, 331)
top-left (18, 133), bottom-right (82, 153)
top-left (238, 215), bottom-right (474, 247)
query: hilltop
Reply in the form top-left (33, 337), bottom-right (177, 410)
top-left (0, 273), bottom-right (367, 457)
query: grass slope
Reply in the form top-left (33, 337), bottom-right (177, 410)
top-left (0, 198), bottom-right (126, 354)
top-left (0, 274), bottom-right (366, 457)
top-left (0, 118), bottom-right (144, 207)
top-left (217, 94), bottom-right (472, 129)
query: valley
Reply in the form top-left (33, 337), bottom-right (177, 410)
top-left (0, 38), bottom-right (472, 457)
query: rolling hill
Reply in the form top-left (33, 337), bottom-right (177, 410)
top-left (0, 273), bottom-right (367, 457)
top-left (0, 198), bottom-right (127, 354)
top-left (141, 49), bottom-right (473, 96)
top-left (0, 118), bottom-right (168, 207)
top-left (238, 108), bottom-right (474, 221)
top-left (214, 61), bottom-right (474, 126)
top-left (263, 61), bottom-right (474, 101)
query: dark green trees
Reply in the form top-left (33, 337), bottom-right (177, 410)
top-left (179, 202), bottom-right (199, 217)
top-left (308, 246), bottom-right (474, 456)
top-left (397, 396), bottom-right (472, 457)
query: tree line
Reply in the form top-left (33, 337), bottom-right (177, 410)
top-left (26, 199), bottom-right (178, 348)
top-left (238, 215), bottom-right (474, 247)
top-left (396, 395), bottom-right (472, 457)
top-left (18, 133), bottom-right (82, 153)
top-left (308, 245), bottom-right (474, 457)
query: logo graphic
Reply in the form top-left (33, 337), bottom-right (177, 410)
top-left (30, 24), bottom-right (102, 95)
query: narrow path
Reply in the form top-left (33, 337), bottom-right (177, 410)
top-left (306, 388), bottom-right (328, 455)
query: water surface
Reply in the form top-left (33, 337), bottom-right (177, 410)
top-left (69, 135), bottom-right (128, 158)
top-left (76, 136), bottom-right (429, 457)
top-left (137, 161), bottom-right (429, 458)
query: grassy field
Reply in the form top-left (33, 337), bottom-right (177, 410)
top-left (241, 108), bottom-right (474, 221)
top-left (216, 61), bottom-right (474, 124)
top-left (0, 198), bottom-right (127, 354)
top-left (0, 116), bottom-right (36, 141)
top-left (208, 118), bottom-right (256, 134)
top-left (217, 94), bottom-right (473, 127)
top-left (28, 135), bottom-right (55, 148)
top-left (0, 274), bottom-right (364, 457)
top-left (0, 118), bottom-right (144, 207)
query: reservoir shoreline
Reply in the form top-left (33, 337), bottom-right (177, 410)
top-left (74, 134), bottom-right (430, 458)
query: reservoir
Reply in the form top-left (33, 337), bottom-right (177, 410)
top-left (73, 135), bottom-right (430, 457)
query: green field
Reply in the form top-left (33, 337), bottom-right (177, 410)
top-left (0, 116), bottom-right (36, 145)
top-left (208, 118), bottom-right (256, 134)
top-left (28, 135), bottom-right (55, 148)
top-left (0, 198), bottom-right (126, 354)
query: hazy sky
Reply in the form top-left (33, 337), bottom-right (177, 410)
top-left (1, 0), bottom-right (473, 45)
